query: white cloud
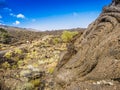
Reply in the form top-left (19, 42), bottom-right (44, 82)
top-left (13, 20), bottom-right (20, 25)
top-left (0, 15), bottom-right (2, 19)
top-left (16, 14), bottom-right (25, 19)
top-left (3, 7), bottom-right (12, 12)
top-left (10, 13), bottom-right (26, 19)
top-left (10, 13), bottom-right (16, 17)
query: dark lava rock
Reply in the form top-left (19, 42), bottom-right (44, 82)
top-left (54, 0), bottom-right (120, 90)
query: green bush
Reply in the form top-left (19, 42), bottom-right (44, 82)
top-left (11, 65), bottom-right (17, 69)
top-left (0, 28), bottom-right (7, 33)
top-left (14, 48), bottom-right (23, 54)
top-left (17, 60), bottom-right (24, 66)
top-left (4, 51), bottom-right (13, 59)
top-left (52, 37), bottom-right (61, 44)
top-left (61, 31), bottom-right (78, 42)
top-left (48, 67), bottom-right (55, 74)
top-left (30, 79), bottom-right (40, 87)
top-left (4, 48), bottom-right (24, 61)
top-left (1, 62), bottom-right (10, 69)
top-left (0, 28), bottom-right (11, 44)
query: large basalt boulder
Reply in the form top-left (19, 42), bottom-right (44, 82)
top-left (54, 0), bottom-right (120, 89)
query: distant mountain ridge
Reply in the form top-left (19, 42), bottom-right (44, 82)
top-left (0, 25), bottom-right (85, 45)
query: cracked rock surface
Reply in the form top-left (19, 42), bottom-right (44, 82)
top-left (54, 0), bottom-right (120, 90)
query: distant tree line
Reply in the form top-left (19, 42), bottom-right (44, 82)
top-left (0, 28), bottom-right (11, 44)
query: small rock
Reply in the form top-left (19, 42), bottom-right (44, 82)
top-left (20, 70), bottom-right (32, 77)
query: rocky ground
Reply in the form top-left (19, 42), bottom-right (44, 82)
top-left (0, 34), bottom-right (68, 90)
top-left (1, 0), bottom-right (120, 90)
top-left (0, 30), bottom-right (82, 90)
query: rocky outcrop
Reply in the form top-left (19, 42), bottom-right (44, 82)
top-left (54, 0), bottom-right (120, 89)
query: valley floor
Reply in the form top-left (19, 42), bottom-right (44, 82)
top-left (0, 34), bottom-right (67, 90)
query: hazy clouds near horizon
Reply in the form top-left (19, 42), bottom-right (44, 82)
top-left (0, 0), bottom-right (111, 30)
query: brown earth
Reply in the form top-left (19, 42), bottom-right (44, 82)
top-left (0, 25), bottom-right (84, 45)
top-left (54, 0), bottom-right (120, 90)
top-left (0, 22), bottom-right (84, 89)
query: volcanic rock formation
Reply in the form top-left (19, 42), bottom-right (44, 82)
top-left (54, 0), bottom-right (120, 89)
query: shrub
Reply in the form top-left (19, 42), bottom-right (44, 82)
top-left (61, 31), bottom-right (78, 42)
top-left (30, 79), bottom-right (40, 87)
top-left (4, 51), bottom-right (13, 59)
top-left (14, 48), bottom-right (23, 54)
top-left (26, 53), bottom-right (31, 59)
top-left (14, 48), bottom-right (24, 61)
top-left (25, 51), bottom-right (38, 59)
top-left (4, 48), bottom-right (24, 61)
top-left (17, 60), bottom-right (24, 66)
top-left (48, 67), bottom-right (55, 74)
top-left (1, 62), bottom-right (10, 69)
top-left (0, 28), bottom-right (7, 33)
top-left (52, 37), bottom-right (61, 44)
top-left (11, 65), bottom-right (17, 69)
top-left (0, 28), bottom-right (11, 44)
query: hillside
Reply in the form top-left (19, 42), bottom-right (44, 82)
top-left (0, 25), bottom-right (84, 45)
top-left (0, 25), bottom-right (84, 90)
top-left (0, 0), bottom-right (120, 90)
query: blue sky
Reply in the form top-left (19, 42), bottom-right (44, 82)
top-left (0, 0), bottom-right (111, 30)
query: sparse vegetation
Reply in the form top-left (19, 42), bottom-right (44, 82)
top-left (30, 79), bottom-right (40, 87)
top-left (48, 67), bottom-right (55, 74)
top-left (4, 48), bottom-right (24, 61)
top-left (21, 83), bottom-right (34, 90)
top-left (1, 62), bottom-right (10, 69)
top-left (17, 60), bottom-right (24, 67)
top-left (0, 26), bottom-right (84, 90)
top-left (4, 50), bottom-right (13, 59)
top-left (52, 37), bottom-right (61, 44)
top-left (61, 31), bottom-right (78, 42)
top-left (14, 48), bottom-right (23, 54)
top-left (0, 28), bottom-right (11, 44)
